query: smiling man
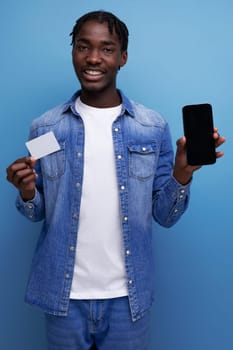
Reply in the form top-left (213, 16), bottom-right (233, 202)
top-left (6, 10), bottom-right (225, 350)
top-left (72, 17), bottom-right (127, 106)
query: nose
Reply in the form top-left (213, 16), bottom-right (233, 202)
top-left (86, 48), bottom-right (102, 64)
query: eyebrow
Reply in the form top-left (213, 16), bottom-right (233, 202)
top-left (76, 38), bottom-right (117, 46)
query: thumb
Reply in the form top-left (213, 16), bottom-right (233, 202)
top-left (29, 156), bottom-right (37, 168)
top-left (176, 136), bottom-right (186, 154)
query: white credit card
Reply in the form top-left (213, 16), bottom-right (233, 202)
top-left (25, 131), bottom-right (61, 159)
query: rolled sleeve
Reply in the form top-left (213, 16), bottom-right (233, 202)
top-left (163, 176), bottom-right (191, 227)
top-left (16, 188), bottom-right (45, 222)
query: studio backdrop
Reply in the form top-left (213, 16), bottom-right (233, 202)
top-left (1, 1), bottom-right (232, 349)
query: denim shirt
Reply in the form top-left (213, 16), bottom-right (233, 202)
top-left (16, 90), bottom-right (191, 321)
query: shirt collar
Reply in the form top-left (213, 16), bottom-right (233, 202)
top-left (61, 90), bottom-right (135, 118)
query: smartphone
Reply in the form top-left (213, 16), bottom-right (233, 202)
top-left (182, 103), bottom-right (216, 165)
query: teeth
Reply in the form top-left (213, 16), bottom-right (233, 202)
top-left (85, 70), bottom-right (102, 76)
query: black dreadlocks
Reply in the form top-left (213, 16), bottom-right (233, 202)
top-left (70, 10), bottom-right (129, 52)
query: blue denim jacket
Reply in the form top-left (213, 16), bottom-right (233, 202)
top-left (16, 90), bottom-right (190, 321)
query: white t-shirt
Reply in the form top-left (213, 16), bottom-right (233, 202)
top-left (70, 97), bottom-right (128, 299)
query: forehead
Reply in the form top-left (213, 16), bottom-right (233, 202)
top-left (75, 20), bottom-right (120, 45)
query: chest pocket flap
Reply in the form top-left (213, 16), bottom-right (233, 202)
top-left (128, 143), bottom-right (158, 181)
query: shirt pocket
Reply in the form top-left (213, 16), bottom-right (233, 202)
top-left (41, 141), bottom-right (66, 180)
top-left (128, 143), bottom-right (157, 181)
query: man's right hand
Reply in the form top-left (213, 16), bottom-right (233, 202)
top-left (6, 157), bottom-right (38, 201)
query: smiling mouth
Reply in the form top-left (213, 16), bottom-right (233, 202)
top-left (84, 69), bottom-right (104, 77)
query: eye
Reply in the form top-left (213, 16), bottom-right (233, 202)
top-left (76, 44), bottom-right (89, 52)
top-left (102, 47), bottom-right (114, 54)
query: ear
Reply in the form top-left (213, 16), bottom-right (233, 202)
top-left (119, 51), bottom-right (128, 68)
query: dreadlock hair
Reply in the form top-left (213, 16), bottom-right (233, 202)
top-left (70, 10), bottom-right (129, 52)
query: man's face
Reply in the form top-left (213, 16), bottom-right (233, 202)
top-left (72, 20), bottom-right (127, 94)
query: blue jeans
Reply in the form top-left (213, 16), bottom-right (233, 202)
top-left (45, 297), bottom-right (150, 350)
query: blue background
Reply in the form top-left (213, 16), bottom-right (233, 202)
top-left (1, 1), bottom-right (232, 349)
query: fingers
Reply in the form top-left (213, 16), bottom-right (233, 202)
top-left (216, 150), bottom-right (224, 159)
top-left (6, 156), bottom-right (37, 192)
top-left (213, 127), bottom-right (226, 147)
top-left (214, 135), bottom-right (226, 147)
top-left (213, 129), bottom-right (224, 158)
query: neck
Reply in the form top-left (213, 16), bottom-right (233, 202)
top-left (80, 89), bottom-right (121, 108)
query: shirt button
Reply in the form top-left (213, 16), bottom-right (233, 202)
top-left (76, 182), bottom-right (81, 188)
top-left (126, 250), bottom-right (130, 255)
top-left (69, 246), bottom-right (75, 251)
top-left (123, 216), bottom-right (128, 221)
top-left (120, 185), bottom-right (125, 190)
top-left (179, 195), bottom-right (184, 199)
top-left (128, 279), bottom-right (133, 284)
top-left (114, 127), bottom-right (119, 132)
top-left (174, 209), bottom-right (178, 213)
top-left (142, 147), bottom-right (147, 152)
top-left (180, 189), bottom-right (185, 194)
top-left (117, 155), bottom-right (122, 159)
top-left (77, 152), bottom-right (82, 157)
top-left (27, 204), bottom-right (33, 209)
top-left (65, 273), bottom-right (70, 279)
top-left (72, 213), bottom-right (78, 219)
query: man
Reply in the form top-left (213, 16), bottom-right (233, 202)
top-left (6, 10), bottom-right (225, 350)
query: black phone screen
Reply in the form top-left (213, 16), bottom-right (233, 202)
top-left (182, 103), bottom-right (216, 165)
